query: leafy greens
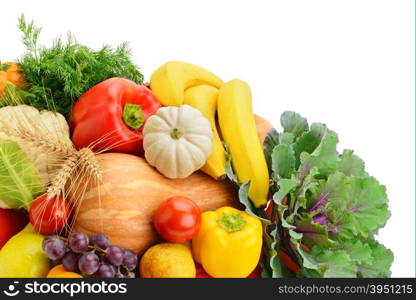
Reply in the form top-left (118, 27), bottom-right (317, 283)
top-left (240, 111), bottom-right (393, 278)
top-left (14, 15), bottom-right (144, 118)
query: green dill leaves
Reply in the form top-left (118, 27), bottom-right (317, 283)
top-left (17, 15), bottom-right (144, 118)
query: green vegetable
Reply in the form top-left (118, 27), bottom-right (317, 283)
top-left (0, 139), bottom-right (44, 210)
top-left (16, 15), bottom-right (144, 118)
top-left (238, 111), bottom-right (393, 278)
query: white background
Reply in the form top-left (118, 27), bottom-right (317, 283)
top-left (1, 0), bottom-right (414, 277)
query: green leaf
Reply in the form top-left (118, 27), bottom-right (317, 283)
top-left (268, 228), bottom-right (283, 278)
top-left (272, 179), bottom-right (297, 232)
top-left (357, 238), bottom-right (393, 278)
top-left (280, 111), bottom-right (309, 138)
top-left (238, 181), bottom-right (256, 214)
top-left (224, 142), bottom-right (239, 184)
top-left (296, 166), bottom-right (320, 209)
top-left (271, 144), bottom-right (296, 180)
top-left (263, 128), bottom-right (280, 171)
top-left (225, 158), bottom-right (238, 184)
top-left (0, 139), bottom-right (44, 210)
top-left (303, 247), bottom-right (358, 278)
top-left (279, 132), bottom-right (294, 145)
top-left (273, 179), bottom-right (297, 206)
top-left (340, 239), bottom-right (373, 265)
top-left (338, 149), bottom-right (367, 177)
top-left (17, 15), bottom-right (144, 118)
top-left (292, 123), bottom-right (326, 168)
top-left (308, 171), bottom-right (348, 212)
top-left (329, 177), bottom-right (389, 239)
top-left (298, 129), bottom-right (339, 180)
top-left (295, 215), bottom-right (336, 248)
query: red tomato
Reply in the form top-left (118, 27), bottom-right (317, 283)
top-left (154, 196), bottom-right (201, 243)
top-left (29, 194), bottom-right (71, 235)
top-left (0, 209), bottom-right (28, 248)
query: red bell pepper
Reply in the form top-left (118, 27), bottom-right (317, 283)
top-left (71, 78), bottom-right (161, 154)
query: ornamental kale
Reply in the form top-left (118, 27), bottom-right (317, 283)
top-left (241, 111), bottom-right (393, 278)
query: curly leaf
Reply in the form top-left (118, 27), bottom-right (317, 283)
top-left (280, 111), bottom-right (309, 138)
top-left (271, 144), bottom-right (296, 180)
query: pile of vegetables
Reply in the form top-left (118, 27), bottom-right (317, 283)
top-left (0, 15), bottom-right (393, 279)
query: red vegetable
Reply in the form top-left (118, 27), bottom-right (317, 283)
top-left (71, 78), bottom-right (161, 155)
top-left (29, 194), bottom-right (71, 235)
top-left (278, 250), bottom-right (301, 273)
top-left (0, 209), bottom-right (28, 248)
top-left (154, 196), bottom-right (201, 243)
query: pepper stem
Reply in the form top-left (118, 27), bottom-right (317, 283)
top-left (170, 128), bottom-right (183, 139)
top-left (218, 212), bottom-right (246, 233)
top-left (123, 103), bottom-right (144, 130)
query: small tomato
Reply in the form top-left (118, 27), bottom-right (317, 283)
top-left (154, 196), bottom-right (201, 243)
top-left (29, 194), bottom-right (71, 235)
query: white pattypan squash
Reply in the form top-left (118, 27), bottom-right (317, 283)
top-left (143, 105), bottom-right (213, 179)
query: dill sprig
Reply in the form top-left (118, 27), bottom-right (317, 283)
top-left (17, 15), bottom-right (144, 118)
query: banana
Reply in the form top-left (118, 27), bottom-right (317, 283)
top-left (218, 79), bottom-right (269, 207)
top-left (150, 61), bottom-right (223, 106)
top-left (184, 85), bottom-right (227, 180)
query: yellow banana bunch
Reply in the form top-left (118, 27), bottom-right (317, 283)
top-left (217, 79), bottom-right (269, 207)
top-left (150, 61), bottom-right (223, 106)
top-left (184, 85), bottom-right (227, 180)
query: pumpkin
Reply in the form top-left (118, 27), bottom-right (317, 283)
top-left (0, 62), bottom-right (27, 98)
top-left (73, 115), bottom-right (273, 255)
top-left (143, 105), bottom-right (213, 179)
top-left (72, 153), bottom-right (240, 254)
top-left (255, 114), bottom-right (272, 143)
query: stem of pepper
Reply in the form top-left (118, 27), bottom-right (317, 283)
top-left (123, 103), bottom-right (144, 130)
top-left (217, 212), bottom-right (246, 233)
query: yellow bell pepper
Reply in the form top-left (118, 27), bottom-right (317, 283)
top-left (192, 206), bottom-right (262, 278)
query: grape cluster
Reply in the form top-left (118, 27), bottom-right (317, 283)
top-left (43, 232), bottom-right (138, 278)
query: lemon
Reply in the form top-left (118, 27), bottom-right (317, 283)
top-left (0, 224), bottom-right (50, 278)
top-left (139, 243), bottom-right (195, 278)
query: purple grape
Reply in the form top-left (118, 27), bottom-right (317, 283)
top-left (114, 273), bottom-right (125, 278)
top-left (90, 233), bottom-right (109, 250)
top-left (68, 232), bottom-right (89, 253)
top-left (78, 252), bottom-right (100, 275)
top-left (42, 236), bottom-right (66, 260)
top-left (106, 246), bottom-right (124, 266)
top-left (94, 264), bottom-right (115, 278)
top-left (62, 252), bottom-right (79, 272)
top-left (51, 260), bottom-right (61, 267)
top-left (122, 250), bottom-right (138, 271)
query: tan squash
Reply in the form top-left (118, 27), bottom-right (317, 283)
top-left (73, 116), bottom-right (273, 254)
top-left (72, 153), bottom-right (240, 254)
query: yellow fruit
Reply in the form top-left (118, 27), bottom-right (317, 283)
top-left (184, 85), bottom-right (227, 180)
top-left (217, 79), bottom-right (269, 207)
top-left (47, 265), bottom-right (83, 278)
top-left (139, 243), bottom-right (195, 278)
top-left (0, 224), bottom-right (50, 278)
top-left (150, 61), bottom-right (223, 106)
